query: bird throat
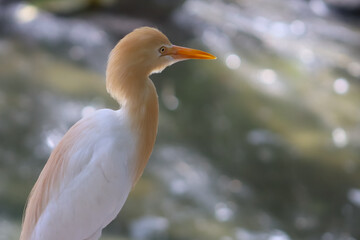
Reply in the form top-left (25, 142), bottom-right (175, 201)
top-left (121, 79), bottom-right (159, 185)
top-left (106, 54), bottom-right (159, 185)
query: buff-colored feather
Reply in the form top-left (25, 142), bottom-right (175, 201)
top-left (20, 119), bottom-right (93, 240)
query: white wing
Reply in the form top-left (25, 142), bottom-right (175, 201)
top-left (25, 109), bottom-right (137, 240)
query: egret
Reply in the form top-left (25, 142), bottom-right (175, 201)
top-left (20, 27), bottom-right (216, 240)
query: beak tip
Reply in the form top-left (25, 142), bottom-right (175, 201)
top-left (204, 53), bottom-right (217, 60)
top-left (208, 54), bottom-right (217, 60)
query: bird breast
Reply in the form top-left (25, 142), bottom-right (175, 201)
top-left (30, 108), bottom-right (139, 240)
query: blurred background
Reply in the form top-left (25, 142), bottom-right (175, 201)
top-left (1, 0), bottom-right (360, 239)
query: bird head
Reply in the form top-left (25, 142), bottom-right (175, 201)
top-left (106, 27), bottom-right (216, 103)
top-left (108, 27), bottom-right (216, 77)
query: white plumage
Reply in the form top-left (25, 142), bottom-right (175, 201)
top-left (31, 109), bottom-right (135, 239)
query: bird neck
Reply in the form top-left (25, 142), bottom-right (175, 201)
top-left (128, 79), bottom-right (159, 185)
top-left (106, 67), bottom-right (159, 185)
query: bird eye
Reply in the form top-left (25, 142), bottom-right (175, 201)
top-left (159, 46), bottom-right (166, 54)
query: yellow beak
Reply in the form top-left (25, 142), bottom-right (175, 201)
top-left (169, 45), bottom-right (216, 60)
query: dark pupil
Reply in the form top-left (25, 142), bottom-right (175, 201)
top-left (161, 48), bottom-right (164, 52)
